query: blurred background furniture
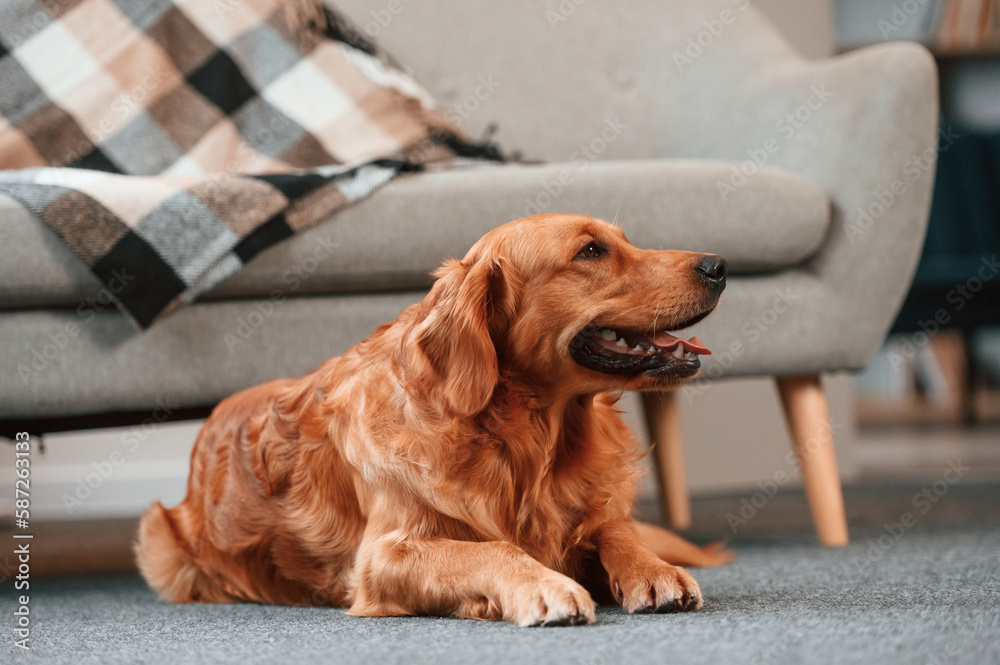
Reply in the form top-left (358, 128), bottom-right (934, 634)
top-left (838, 0), bottom-right (1000, 432)
top-left (0, 0), bottom-right (939, 547)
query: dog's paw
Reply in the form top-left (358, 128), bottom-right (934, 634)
top-left (503, 572), bottom-right (597, 627)
top-left (611, 562), bottom-right (703, 614)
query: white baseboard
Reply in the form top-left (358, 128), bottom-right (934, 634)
top-left (22, 460), bottom-right (192, 520)
top-left (1, 420), bottom-right (200, 522)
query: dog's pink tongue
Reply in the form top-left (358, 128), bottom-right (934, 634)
top-left (651, 332), bottom-right (712, 355)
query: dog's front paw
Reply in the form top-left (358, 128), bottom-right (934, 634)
top-left (611, 562), bottom-right (703, 614)
top-left (503, 572), bottom-right (597, 627)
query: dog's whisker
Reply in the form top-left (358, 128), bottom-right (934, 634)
top-left (616, 303), bottom-right (658, 319)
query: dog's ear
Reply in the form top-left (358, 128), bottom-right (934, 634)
top-left (414, 256), bottom-right (502, 417)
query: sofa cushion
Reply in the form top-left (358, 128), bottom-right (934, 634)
top-left (0, 159), bottom-right (829, 309)
top-left (0, 273), bottom-right (838, 419)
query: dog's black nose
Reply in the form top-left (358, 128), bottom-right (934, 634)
top-left (696, 255), bottom-right (727, 291)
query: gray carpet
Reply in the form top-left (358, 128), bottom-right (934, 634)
top-left (6, 486), bottom-right (1000, 664)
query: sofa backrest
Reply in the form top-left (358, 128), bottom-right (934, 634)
top-left (333, 0), bottom-right (801, 162)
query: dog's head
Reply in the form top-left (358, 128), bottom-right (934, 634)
top-left (410, 214), bottom-right (725, 415)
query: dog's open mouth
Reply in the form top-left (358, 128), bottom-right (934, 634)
top-left (569, 325), bottom-right (711, 377)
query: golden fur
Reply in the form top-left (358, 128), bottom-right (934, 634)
top-left (136, 214), bottom-right (730, 626)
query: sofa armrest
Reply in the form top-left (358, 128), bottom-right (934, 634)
top-left (664, 33), bottom-right (939, 370)
top-left (334, 0), bottom-right (938, 371)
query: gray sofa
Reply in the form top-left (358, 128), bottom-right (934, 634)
top-left (0, 1), bottom-right (938, 544)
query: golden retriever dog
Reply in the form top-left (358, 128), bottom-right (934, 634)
top-left (136, 213), bottom-right (730, 626)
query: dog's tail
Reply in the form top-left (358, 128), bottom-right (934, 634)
top-left (135, 501), bottom-right (230, 603)
top-left (634, 521), bottom-right (734, 567)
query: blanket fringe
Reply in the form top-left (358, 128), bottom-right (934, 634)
top-left (283, 0), bottom-right (328, 33)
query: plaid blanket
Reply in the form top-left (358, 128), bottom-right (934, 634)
top-left (0, 0), bottom-right (490, 327)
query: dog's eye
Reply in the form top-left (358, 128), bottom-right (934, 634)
top-left (576, 242), bottom-right (606, 260)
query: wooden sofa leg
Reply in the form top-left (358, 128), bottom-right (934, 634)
top-left (776, 375), bottom-right (849, 546)
top-left (641, 391), bottom-right (691, 530)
